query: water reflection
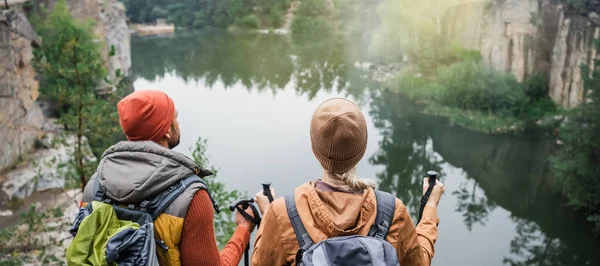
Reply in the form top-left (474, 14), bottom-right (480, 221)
top-left (131, 32), bottom-right (600, 265)
top-left (131, 32), bottom-right (376, 101)
top-left (368, 89), bottom-right (600, 265)
top-left (453, 179), bottom-right (498, 231)
top-left (368, 91), bottom-right (443, 219)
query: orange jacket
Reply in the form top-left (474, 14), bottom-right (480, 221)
top-left (251, 181), bottom-right (439, 266)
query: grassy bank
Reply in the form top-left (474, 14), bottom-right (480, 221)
top-left (387, 60), bottom-right (559, 133)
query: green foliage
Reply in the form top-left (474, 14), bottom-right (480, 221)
top-left (552, 39), bottom-right (600, 233)
top-left (389, 61), bottom-right (556, 132)
top-left (32, 0), bottom-right (125, 189)
top-left (296, 0), bottom-right (329, 16)
top-left (235, 15), bottom-right (258, 29)
top-left (0, 206), bottom-right (68, 265)
top-left (522, 73), bottom-right (557, 120)
top-left (562, 0), bottom-right (587, 10)
top-left (292, 0), bottom-right (331, 34)
top-left (33, 0), bottom-right (104, 109)
top-left (292, 16), bottom-right (331, 34)
top-left (523, 73), bottom-right (550, 100)
top-left (269, 6), bottom-right (283, 28)
top-left (435, 61), bottom-right (528, 117)
top-left (123, 0), bottom-right (251, 29)
top-left (424, 105), bottom-right (524, 134)
top-left (256, 0), bottom-right (291, 28)
top-left (190, 137), bottom-right (242, 248)
top-left (387, 67), bottom-right (432, 102)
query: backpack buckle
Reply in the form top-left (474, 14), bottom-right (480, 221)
top-left (139, 200), bottom-right (149, 212)
top-left (295, 249), bottom-right (305, 265)
top-left (94, 190), bottom-right (105, 201)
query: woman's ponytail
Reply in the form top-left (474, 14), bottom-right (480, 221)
top-left (331, 169), bottom-right (376, 192)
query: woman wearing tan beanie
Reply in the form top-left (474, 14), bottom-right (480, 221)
top-left (251, 98), bottom-right (444, 266)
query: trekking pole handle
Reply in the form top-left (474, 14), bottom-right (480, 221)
top-left (427, 170), bottom-right (438, 189)
top-left (229, 198), bottom-right (262, 228)
top-left (417, 170), bottom-right (438, 224)
top-left (229, 198), bottom-right (254, 212)
top-left (262, 182), bottom-right (274, 203)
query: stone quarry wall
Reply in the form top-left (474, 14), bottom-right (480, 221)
top-left (443, 0), bottom-right (600, 108)
top-left (0, 8), bottom-right (45, 172)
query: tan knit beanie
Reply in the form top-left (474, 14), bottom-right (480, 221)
top-left (310, 98), bottom-right (368, 173)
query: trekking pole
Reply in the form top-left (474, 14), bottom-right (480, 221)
top-left (262, 182), bottom-right (274, 203)
top-left (417, 170), bottom-right (438, 225)
top-left (229, 198), bottom-right (261, 266)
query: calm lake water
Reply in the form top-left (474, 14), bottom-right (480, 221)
top-left (131, 31), bottom-right (600, 266)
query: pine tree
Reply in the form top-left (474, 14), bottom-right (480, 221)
top-left (33, 0), bottom-right (123, 189)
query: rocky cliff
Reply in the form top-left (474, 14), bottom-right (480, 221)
top-left (0, 0), bottom-right (131, 173)
top-left (65, 0), bottom-right (131, 80)
top-left (0, 8), bottom-right (45, 172)
top-left (443, 0), bottom-right (600, 108)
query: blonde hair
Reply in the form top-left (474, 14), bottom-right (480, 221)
top-left (326, 168), bottom-right (377, 192)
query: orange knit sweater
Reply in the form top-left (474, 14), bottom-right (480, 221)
top-left (180, 190), bottom-right (251, 266)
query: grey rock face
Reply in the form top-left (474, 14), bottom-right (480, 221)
top-left (0, 8), bottom-right (44, 172)
top-left (443, 0), bottom-right (600, 108)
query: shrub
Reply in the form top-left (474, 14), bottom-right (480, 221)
top-left (270, 6), bottom-right (283, 28)
top-left (388, 67), bottom-right (433, 102)
top-left (523, 72), bottom-right (550, 100)
top-left (445, 42), bottom-right (482, 64)
top-left (235, 14), bottom-right (258, 29)
top-left (291, 16), bottom-right (331, 34)
top-left (435, 61), bottom-right (528, 116)
top-left (296, 0), bottom-right (329, 16)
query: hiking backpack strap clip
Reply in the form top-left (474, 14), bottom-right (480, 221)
top-left (285, 195), bottom-right (314, 265)
top-left (93, 178), bottom-right (114, 205)
top-left (368, 190), bottom-right (396, 239)
top-left (142, 175), bottom-right (219, 219)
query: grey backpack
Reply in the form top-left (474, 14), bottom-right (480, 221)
top-left (285, 190), bottom-right (400, 266)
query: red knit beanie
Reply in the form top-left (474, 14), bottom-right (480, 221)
top-left (117, 90), bottom-right (175, 143)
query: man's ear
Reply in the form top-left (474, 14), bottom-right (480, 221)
top-left (164, 127), bottom-right (172, 140)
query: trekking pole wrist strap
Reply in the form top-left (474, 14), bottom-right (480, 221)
top-left (236, 204), bottom-right (262, 228)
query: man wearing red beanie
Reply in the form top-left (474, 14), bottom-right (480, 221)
top-left (79, 90), bottom-right (254, 265)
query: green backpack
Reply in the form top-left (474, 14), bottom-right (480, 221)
top-left (66, 175), bottom-right (215, 265)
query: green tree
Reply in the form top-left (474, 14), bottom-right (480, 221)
top-left (33, 0), bottom-right (123, 189)
top-left (552, 39), bottom-right (600, 232)
top-left (122, 0), bottom-right (253, 29)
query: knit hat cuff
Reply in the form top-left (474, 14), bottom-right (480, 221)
top-left (312, 144), bottom-right (366, 173)
top-left (148, 95), bottom-right (175, 142)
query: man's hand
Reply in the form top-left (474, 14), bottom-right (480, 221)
top-left (255, 187), bottom-right (275, 214)
top-left (423, 178), bottom-right (445, 208)
top-left (235, 206), bottom-right (256, 233)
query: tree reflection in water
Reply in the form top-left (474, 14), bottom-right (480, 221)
top-left (368, 89), bottom-right (600, 265)
top-left (131, 31), bottom-right (376, 102)
top-left (131, 32), bottom-right (600, 265)
top-left (453, 180), bottom-right (497, 231)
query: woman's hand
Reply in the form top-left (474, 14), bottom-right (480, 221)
top-left (423, 178), bottom-right (445, 208)
top-left (255, 187), bottom-right (276, 214)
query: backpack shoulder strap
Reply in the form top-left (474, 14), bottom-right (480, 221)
top-left (285, 195), bottom-right (314, 252)
top-left (368, 190), bottom-right (396, 239)
top-left (143, 175), bottom-right (215, 220)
